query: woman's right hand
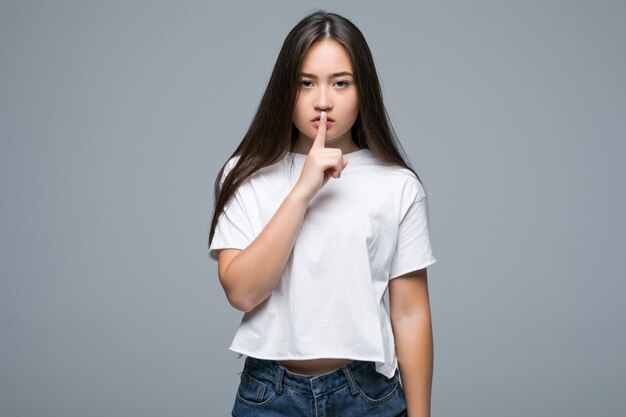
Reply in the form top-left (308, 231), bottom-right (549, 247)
top-left (293, 111), bottom-right (350, 203)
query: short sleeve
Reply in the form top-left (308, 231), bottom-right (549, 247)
top-left (388, 187), bottom-right (437, 279)
top-left (208, 157), bottom-right (256, 261)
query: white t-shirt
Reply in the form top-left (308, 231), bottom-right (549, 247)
top-left (208, 148), bottom-right (437, 378)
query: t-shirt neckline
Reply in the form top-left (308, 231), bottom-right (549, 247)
top-left (286, 148), bottom-right (371, 162)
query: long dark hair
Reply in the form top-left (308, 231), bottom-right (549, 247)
top-left (209, 9), bottom-right (425, 248)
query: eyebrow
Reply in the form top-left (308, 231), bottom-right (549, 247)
top-left (298, 71), bottom-right (354, 79)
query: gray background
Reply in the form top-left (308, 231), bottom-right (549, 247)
top-left (1, 0), bottom-right (624, 416)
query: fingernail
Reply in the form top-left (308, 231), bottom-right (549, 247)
top-left (321, 111), bottom-right (326, 119)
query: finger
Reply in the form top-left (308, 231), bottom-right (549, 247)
top-left (311, 111), bottom-right (327, 149)
top-left (332, 158), bottom-right (349, 179)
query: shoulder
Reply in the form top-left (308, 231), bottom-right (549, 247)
top-left (377, 164), bottom-right (426, 203)
top-left (225, 155), bottom-right (242, 173)
top-left (219, 155), bottom-right (242, 185)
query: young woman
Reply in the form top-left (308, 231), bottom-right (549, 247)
top-left (209, 10), bottom-right (437, 417)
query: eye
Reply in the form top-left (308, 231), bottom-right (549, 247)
top-left (300, 80), bottom-right (351, 89)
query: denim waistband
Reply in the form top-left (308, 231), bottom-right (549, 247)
top-left (243, 356), bottom-right (376, 397)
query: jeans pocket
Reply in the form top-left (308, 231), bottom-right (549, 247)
top-left (236, 367), bottom-right (278, 408)
top-left (354, 368), bottom-right (400, 406)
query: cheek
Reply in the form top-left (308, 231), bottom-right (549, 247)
top-left (291, 106), bottom-right (302, 123)
top-left (293, 101), bottom-right (307, 121)
top-left (292, 108), bottom-right (309, 130)
top-left (350, 93), bottom-right (359, 114)
top-left (341, 100), bottom-right (359, 123)
top-left (339, 93), bottom-right (358, 115)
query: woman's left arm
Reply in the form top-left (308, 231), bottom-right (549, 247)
top-left (389, 267), bottom-right (433, 417)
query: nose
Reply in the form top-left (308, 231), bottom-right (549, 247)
top-left (314, 85), bottom-right (332, 112)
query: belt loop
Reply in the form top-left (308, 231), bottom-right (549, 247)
top-left (275, 365), bottom-right (285, 395)
top-left (341, 365), bottom-right (360, 395)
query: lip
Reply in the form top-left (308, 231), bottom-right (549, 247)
top-left (311, 115), bottom-right (335, 122)
top-left (312, 120), bottom-right (334, 128)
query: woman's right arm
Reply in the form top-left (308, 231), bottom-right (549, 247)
top-left (218, 190), bottom-right (309, 312)
top-left (219, 111), bottom-right (349, 312)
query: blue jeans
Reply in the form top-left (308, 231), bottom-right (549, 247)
top-left (232, 355), bottom-right (408, 416)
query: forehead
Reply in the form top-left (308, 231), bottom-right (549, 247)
top-left (300, 39), bottom-right (353, 73)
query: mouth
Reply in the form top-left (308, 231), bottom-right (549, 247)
top-left (311, 115), bottom-right (335, 122)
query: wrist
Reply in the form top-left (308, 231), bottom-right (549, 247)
top-left (288, 185), bottom-right (312, 207)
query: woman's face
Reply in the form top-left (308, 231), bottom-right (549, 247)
top-left (292, 39), bottom-right (360, 153)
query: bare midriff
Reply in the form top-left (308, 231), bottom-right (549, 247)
top-left (277, 358), bottom-right (353, 376)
